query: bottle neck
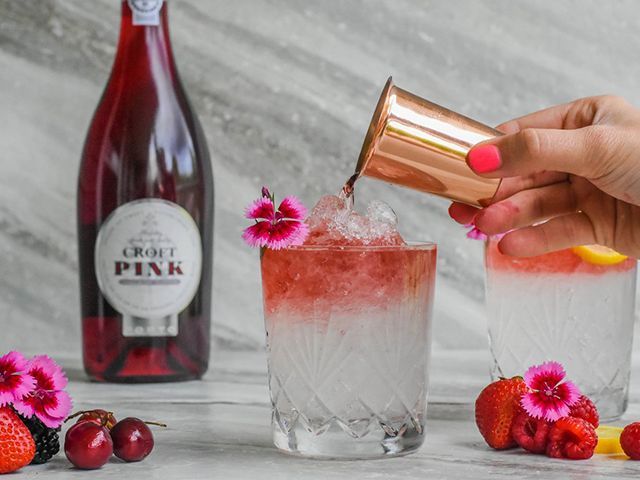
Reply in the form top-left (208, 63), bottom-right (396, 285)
top-left (111, 1), bottom-right (178, 84)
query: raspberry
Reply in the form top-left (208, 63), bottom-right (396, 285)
top-left (546, 417), bottom-right (597, 460)
top-left (568, 395), bottom-right (599, 428)
top-left (511, 412), bottom-right (551, 454)
top-left (620, 422), bottom-right (640, 459)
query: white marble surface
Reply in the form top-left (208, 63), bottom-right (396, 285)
top-left (6, 348), bottom-right (640, 479)
top-left (2, 0), bottom-right (640, 355)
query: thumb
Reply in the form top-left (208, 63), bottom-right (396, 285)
top-left (466, 127), bottom-right (606, 179)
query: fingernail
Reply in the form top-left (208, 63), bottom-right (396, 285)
top-left (467, 144), bottom-right (501, 174)
top-left (471, 213), bottom-right (489, 234)
top-left (447, 203), bottom-right (457, 219)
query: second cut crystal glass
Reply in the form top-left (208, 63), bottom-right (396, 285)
top-left (485, 239), bottom-right (637, 421)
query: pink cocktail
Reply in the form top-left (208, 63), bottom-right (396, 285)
top-left (485, 239), bottom-right (637, 420)
top-left (260, 196), bottom-right (436, 458)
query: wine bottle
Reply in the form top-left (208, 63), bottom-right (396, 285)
top-left (77, 0), bottom-right (213, 382)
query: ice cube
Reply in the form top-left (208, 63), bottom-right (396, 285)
top-left (310, 195), bottom-right (344, 218)
top-left (366, 200), bottom-right (397, 226)
top-left (342, 211), bottom-right (369, 240)
top-left (307, 195), bottom-right (347, 228)
top-left (304, 195), bottom-right (405, 246)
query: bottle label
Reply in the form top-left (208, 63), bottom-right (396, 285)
top-left (127, 0), bottom-right (164, 26)
top-left (94, 199), bottom-right (203, 336)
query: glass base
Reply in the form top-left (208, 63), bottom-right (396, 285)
top-left (85, 371), bottom-right (204, 383)
top-left (592, 387), bottom-right (628, 423)
top-left (272, 419), bottom-right (424, 460)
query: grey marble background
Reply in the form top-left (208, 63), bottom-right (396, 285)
top-left (1, 0), bottom-right (639, 357)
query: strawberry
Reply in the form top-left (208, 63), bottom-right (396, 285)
top-left (0, 407), bottom-right (35, 474)
top-left (475, 376), bottom-right (528, 449)
top-left (620, 422), bottom-right (640, 459)
top-left (511, 412), bottom-right (552, 454)
top-left (546, 417), bottom-right (597, 460)
top-left (568, 395), bottom-right (599, 428)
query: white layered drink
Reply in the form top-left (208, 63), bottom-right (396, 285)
top-left (485, 239), bottom-right (637, 420)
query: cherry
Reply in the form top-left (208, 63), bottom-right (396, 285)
top-left (66, 409), bottom-right (117, 430)
top-left (64, 421), bottom-right (113, 470)
top-left (111, 417), bottom-right (157, 462)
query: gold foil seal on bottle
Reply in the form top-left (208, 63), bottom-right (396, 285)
top-left (355, 77), bottom-right (501, 207)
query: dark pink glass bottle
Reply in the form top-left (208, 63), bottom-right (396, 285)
top-left (77, 0), bottom-right (213, 382)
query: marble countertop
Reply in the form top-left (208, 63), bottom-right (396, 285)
top-left (9, 348), bottom-right (640, 480)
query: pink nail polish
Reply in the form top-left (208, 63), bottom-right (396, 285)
top-left (468, 144), bottom-right (501, 174)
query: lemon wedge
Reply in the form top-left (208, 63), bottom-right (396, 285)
top-left (595, 425), bottom-right (625, 455)
top-left (572, 245), bottom-right (628, 266)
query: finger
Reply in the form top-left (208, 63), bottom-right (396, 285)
top-left (496, 102), bottom-right (574, 134)
top-left (449, 172), bottom-right (567, 224)
top-left (475, 182), bottom-right (579, 235)
top-left (467, 127), bottom-right (602, 179)
top-left (492, 171), bottom-right (567, 201)
top-left (448, 202), bottom-right (478, 225)
top-left (497, 213), bottom-right (596, 257)
top-left (496, 97), bottom-right (603, 133)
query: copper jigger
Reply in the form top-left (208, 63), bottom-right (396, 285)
top-left (355, 77), bottom-right (501, 207)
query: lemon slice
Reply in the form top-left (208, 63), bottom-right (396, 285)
top-left (595, 425), bottom-right (625, 455)
top-left (572, 245), bottom-right (628, 266)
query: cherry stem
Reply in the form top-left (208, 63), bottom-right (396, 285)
top-left (63, 411), bottom-right (167, 428)
top-left (64, 410), bottom-right (114, 426)
top-left (144, 421), bottom-right (167, 427)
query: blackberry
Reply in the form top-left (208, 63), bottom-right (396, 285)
top-left (18, 415), bottom-right (60, 464)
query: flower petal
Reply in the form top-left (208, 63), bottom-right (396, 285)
top-left (521, 393), bottom-right (546, 419)
top-left (266, 220), bottom-right (308, 250)
top-left (242, 221), bottom-right (272, 248)
top-left (11, 374), bottom-right (36, 401)
top-left (0, 390), bottom-right (14, 407)
top-left (0, 351), bottom-right (29, 373)
top-left (43, 390), bottom-right (73, 419)
top-left (12, 397), bottom-right (36, 418)
top-left (0, 352), bottom-right (36, 404)
top-left (541, 396), bottom-right (571, 422)
top-left (466, 224), bottom-right (509, 241)
top-left (35, 411), bottom-right (67, 429)
top-left (556, 381), bottom-right (581, 406)
top-left (465, 224), bottom-right (487, 241)
top-left (245, 197), bottom-right (275, 221)
top-left (28, 355), bottom-right (67, 390)
top-left (278, 196), bottom-right (307, 221)
top-left (524, 361), bottom-right (566, 390)
top-left (288, 221), bottom-right (309, 246)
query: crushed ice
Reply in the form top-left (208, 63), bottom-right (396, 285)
top-left (304, 195), bottom-right (405, 246)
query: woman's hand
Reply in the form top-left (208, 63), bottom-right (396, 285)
top-left (449, 95), bottom-right (640, 258)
